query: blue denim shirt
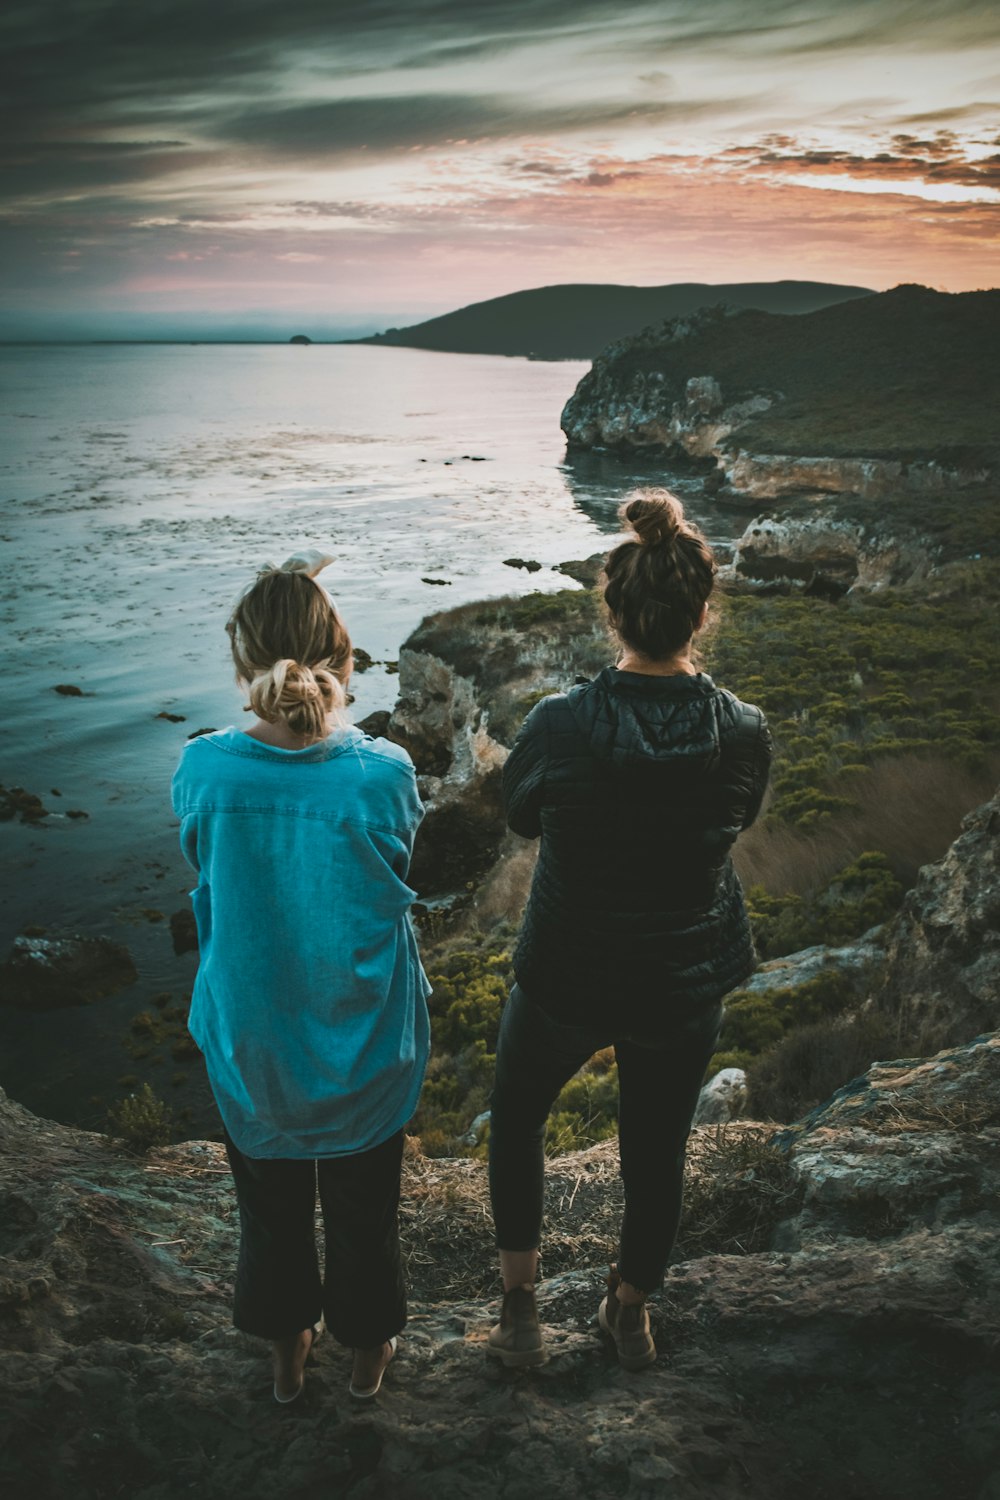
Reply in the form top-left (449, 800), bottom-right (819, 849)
top-left (171, 726), bottom-right (431, 1158)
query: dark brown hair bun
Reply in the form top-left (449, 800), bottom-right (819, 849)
top-left (622, 491), bottom-right (683, 546)
top-left (603, 487), bottom-right (716, 660)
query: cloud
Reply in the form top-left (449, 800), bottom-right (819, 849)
top-left (726, 130), bottom-right (1000, 203)
top-left (220, 91), bottom-right (717, 160)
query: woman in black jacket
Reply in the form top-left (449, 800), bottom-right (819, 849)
top-left (487, 489), bottom-right (771, 1370)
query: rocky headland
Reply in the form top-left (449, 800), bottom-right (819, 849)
top-left (561, 285), bottom-right (1000, 593)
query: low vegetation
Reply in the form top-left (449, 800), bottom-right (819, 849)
top-left (106, 1083), bottom-right (175, 1154)
top-left (401, 1122), bottom-right (799, 1300)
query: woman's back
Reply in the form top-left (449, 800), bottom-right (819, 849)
top-left (171, 725), bottom-right (430, 1158)
top-left (503, 666), bottom-right (770, 1026)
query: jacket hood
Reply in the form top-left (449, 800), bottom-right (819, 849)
top-left (567, 667), bottom-right (725, 767)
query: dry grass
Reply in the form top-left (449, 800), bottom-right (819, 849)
top-left (734, 752), bottom-right (1000, 898)
top-left (461, 833), bottom-right (538, 934)
top-left (398, 1123), bottom-right (798, 1301)
top-left (676, 1125), bottom-right (801, 1259)
top-left (861, 1094), bottom-right (1000, 1137)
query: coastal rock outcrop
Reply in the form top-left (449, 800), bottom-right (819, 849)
top-left (727, 514), bottom-right (936, 593)
top-left (389, 591), bottom-right (608, 901)
top-left (1, 1022), bottom-right (998, 1499)
top-left (1, 933), bottom-right (137, 1009)
top-left (876, 789), bottom-right (1000, 1053)
top-left (561, 288), bottom-right (999, 514)
top-left (721, 452), bottom-right (989, 503)
top-left (561, 307), bottom-right (775, 461)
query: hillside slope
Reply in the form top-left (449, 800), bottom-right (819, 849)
top-left (349, 280), bottom-right (872, 359)
top-left (561, 284), bottom-right (1000, 468)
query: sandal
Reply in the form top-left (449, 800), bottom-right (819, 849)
top-left (349, 1336), bottom-right (397, 1400)
top-left (273, 1321), bottom-right (323, 1404)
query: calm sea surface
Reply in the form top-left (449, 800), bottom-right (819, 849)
top-left (0, 343), bottom-right (741, 1129)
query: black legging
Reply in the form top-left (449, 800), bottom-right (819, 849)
top-left (488, 984), bottom-right (723, 1291)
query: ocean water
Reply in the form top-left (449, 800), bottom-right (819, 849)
top-left (0, 343), bottom-right (740, 1129)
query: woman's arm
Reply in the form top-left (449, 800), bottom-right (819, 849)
top-left (502, 701), bottom-right (550, 839)
top-left (715, 700), bottom-right (773, 833)
top-left (737, 707), bottom-right (773, 830)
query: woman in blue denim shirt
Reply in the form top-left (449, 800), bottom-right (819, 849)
top-left (172, 552), bottom-right (430, 1402)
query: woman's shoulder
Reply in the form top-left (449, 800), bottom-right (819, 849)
top-left (350, 732), bottom-right (417, 778)
top-left (710, 685), bottom-right (770, 743)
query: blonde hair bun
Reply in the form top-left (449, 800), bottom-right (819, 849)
top-left (622, 490), bottom-right (684, 546)
top-left (248, 658), bottom-right (345, 739)
top-left (227, 567), bottom-right (352, 742)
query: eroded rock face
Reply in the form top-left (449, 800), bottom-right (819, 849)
top-left (722, 452), bottom-right (988, 501)
top-left (726, 512), bottom-right (939, 594)
top-left (560, 309), bottom-right (991, 507)
top-left (388, 647), bottom-right (512, 898)
top-left (1, 933), bottom-right (137, 1009)
top-left (386, 593), bottom-right (607, 901)
top-left (562, 347), bottom-right (774, 460)
top-left (877, 790), bottom-right (1000, 1053)
top-left (388, 649), bottom-right (482, 778)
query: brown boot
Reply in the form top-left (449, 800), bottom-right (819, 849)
top-left (487, 1284), bottom-right (548, 1367)
top-left (598, 1267), bottom-right (656, 1370)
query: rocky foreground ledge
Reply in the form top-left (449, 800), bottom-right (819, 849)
top-left (2, 1030), bottom-right (998, 1500)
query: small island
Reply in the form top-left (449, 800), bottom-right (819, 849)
top-left (288, 333), bottom-right (312, 345)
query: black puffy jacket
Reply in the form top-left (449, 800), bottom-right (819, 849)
top-left (503, 666), bottom-right (772, 1028)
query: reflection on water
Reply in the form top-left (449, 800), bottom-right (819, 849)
top-left (559, 446), bottom-right (738, 547)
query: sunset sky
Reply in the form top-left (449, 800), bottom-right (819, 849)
top-left (2, 0), bottom-right (998, 339)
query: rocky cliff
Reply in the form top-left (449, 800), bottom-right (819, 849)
top-left (560, 287), bottom-right (1000, 508)
top-left (1, 1028), bottom-right (997, 1500)
top-left (877, 789), bottom-right (1000, 1054)
top-left (725, 512), bottom-right (938, 594)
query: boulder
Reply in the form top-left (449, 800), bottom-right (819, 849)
top-left (554, 553), bottom-right (606, 588)
top-left (876, 789), bottom-right (1000, 1052)
top-left (1, 933), bottom-right (137, 1009)
top-left (739, 929), bottom-right (884, 1001)
top-left (693, 1067), bottom-right (748, 1124)
top-left (168, 909), bottom-right (198, 957)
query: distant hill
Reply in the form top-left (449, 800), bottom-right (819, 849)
top-left (561, 284), bottom-right (1000, 464)
top-left (348, 281), bottom-right (873, 360)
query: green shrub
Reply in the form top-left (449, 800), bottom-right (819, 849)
top-left (746, 851), bottom-right (902, 958)
top-left (426, 947), bottom-right (512, 1053)
top-left (746, 1013), bottom-right (897, 1123)
top-left (545, 1064), bottom-right (620, 1155)
top-left (708, 568), bottom-right (1000, 830)
top-left (106, 1084), bottom-right (175, 1153)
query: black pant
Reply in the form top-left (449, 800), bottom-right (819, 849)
top-left (488, 984), bottom-right (723, 1292)
top-left (224, 1128), bottom-right (407, 1347)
